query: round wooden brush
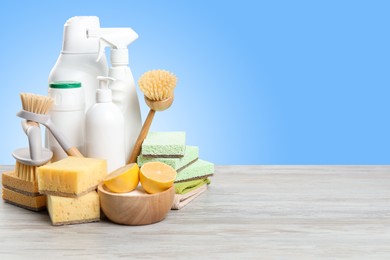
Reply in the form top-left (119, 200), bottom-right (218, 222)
top-left (127, 70), bottom-right (177, 164)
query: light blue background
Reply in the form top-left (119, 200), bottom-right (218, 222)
top-left (1, 0), bottom-right (389, 165)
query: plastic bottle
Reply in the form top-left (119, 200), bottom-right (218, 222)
top-left (85, 76), bottom-right (125, 172)
top-left (48, 81), bottom-right (85, 162)
top-left (48, 16), bottom-right (108, 111)
top-left (47, 16), bottom-right (108, 154)
top-left (87, 27), bottom-right (142, 163)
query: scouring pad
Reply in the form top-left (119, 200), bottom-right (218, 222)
top-left (141, 132), bottom-right (186, 158)
top-left (138, 146), bottom-right (198, 171)
top-left (175, 159), bottom-right (214, 183)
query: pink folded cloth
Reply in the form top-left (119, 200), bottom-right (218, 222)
top-left (171, 183), bottom-right (208, 210)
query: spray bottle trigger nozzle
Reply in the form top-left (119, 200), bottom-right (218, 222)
top-left (96, 39), bottom-right (111, 62)
top-left (87, 29), bottom-right (109, 62)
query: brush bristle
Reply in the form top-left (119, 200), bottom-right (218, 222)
top-left (15, 161), bottom-right (37, 182)
top-left (138, 70), bottom-right (177, 101)
top-left (20, 93), bottom-right (54, 114)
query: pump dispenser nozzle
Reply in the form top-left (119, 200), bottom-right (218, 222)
top-left (86, 28), bottom-right (138, 64)
top-left (96, 76), bottom-right (115, 103)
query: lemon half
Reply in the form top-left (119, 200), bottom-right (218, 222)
top-left (140, 162), bottom-right (177, 194)
top-left (103, 163), bottom-right (139, 193)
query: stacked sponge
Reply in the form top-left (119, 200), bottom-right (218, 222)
top-left (37, 157), bottom-right (107, 225)
top-left (137, 132), bottom-right (214, 210)
top-left (2, 170), bottom-right (46, 211)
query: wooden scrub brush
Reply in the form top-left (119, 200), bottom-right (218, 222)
top-left (16, 93), bottom-right (83, 157)
top-left (12, 93), bottom-right (54, 181)
top-left (127, 69), bottom-right (177, 163)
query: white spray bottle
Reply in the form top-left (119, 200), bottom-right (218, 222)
top-left (85, 76), bottom-right (125, 172)
top-left (87, 27), bottom-right (142, 161)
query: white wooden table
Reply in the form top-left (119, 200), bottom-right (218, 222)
top-left (1, 165), bottom-right (390, 259)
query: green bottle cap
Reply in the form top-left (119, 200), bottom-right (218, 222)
top-left (49, 81), bottom-right (82, 89)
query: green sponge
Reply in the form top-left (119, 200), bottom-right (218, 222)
top-left (141, 132), bottom-right (186, 157)
top-left (175, 159), bottom-right (214, 183)
top-left (138, 146), bottom-right (199, 171)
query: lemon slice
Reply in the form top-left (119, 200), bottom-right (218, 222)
top-left (140, 162), bottom-right (177, 194)
top-left (103, 163), bottom-right (139, 193)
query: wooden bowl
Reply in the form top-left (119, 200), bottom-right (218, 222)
top-left (98, 183), bottom-right (175, 226)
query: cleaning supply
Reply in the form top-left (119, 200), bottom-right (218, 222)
top-left (140, 132), bottom-right (186, 158)
top-left (37, 156), bottom-right (107, 197)
top-left (175, 159), bottom-right (214, 183)
top-left (134, 130), bottom-right (214, 209)
top-left (174, 178), bottom-right (210, 195)
top-left (47, 191), bottom-right (100, 226)
top-left (2, 93), bottom-right (52, 211)
top-left (171, 181), bottom-right (209, 210)
top-left (128, 70), bottom-right (178, 163)
top-left (47, 16), bottom-right (108, 159)
top-left (48, 16), bottom-right (108, 112)
top-left (12, 120), bottom-right (52, 182)
top-left (17, 93), bottom-right (84, 157)
top-left (138, 146), bottom-right (199, 171)
top-left (2, 171), bottom-right (46, 211)
top-left (87, 27), bottom-right (142, 161)
top-left (2, 186), bottom-right (47, 212)
top-left (85, 76), bottom-right (125, 172)
top-left (2, 171), bottom-right (41, 195)
top-left (47, 81), bottom-right (85, 162)
top-left (17, 93), bottom-right (54, 175)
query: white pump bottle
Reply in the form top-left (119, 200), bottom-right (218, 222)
top-left (85, 76), bottom-right (125, 173)
top-left (87, 27), bottom-right (142, 162)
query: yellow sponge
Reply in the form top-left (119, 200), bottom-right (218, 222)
top-left (2, 187), bottom-right (46, 211)
top-left (2, 171), bottom-right (46, 211)
top-left (47, 191), bottom-right (100, 226)
top-left (37, 157), bottom-right (107, 197)
top-left (2, 171), bottom-right (39, 195)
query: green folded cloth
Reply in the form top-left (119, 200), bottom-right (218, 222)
top-left (174, 178), bottom-right (210, 195)
top-left (172, 181), bottom-right (209, 210)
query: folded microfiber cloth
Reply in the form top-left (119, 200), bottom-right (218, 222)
top-left (171, 181), bottom-right (209, 210)
top-left (174, 178), bottom-right (210, 194)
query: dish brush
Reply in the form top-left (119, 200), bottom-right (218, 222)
top-left (127, 69), bottom-right (177, 163)
top-left (16, 93), bottom-right (84, 157)
top-left (12, 93), bottom-right (54, 181)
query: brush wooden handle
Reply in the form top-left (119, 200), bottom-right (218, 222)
top-left (128, 109), bottom-right (156, 164)
top-left (66, 147), bottom-right (84, 157)
top-left (46, 120), bottom-right (84, 157)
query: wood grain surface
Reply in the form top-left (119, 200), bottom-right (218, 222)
top-left (1, 165), bottom-right (390, 259)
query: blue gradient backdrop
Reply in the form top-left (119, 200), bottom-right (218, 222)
top-left (1, 1), bottom-right (389, 165)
